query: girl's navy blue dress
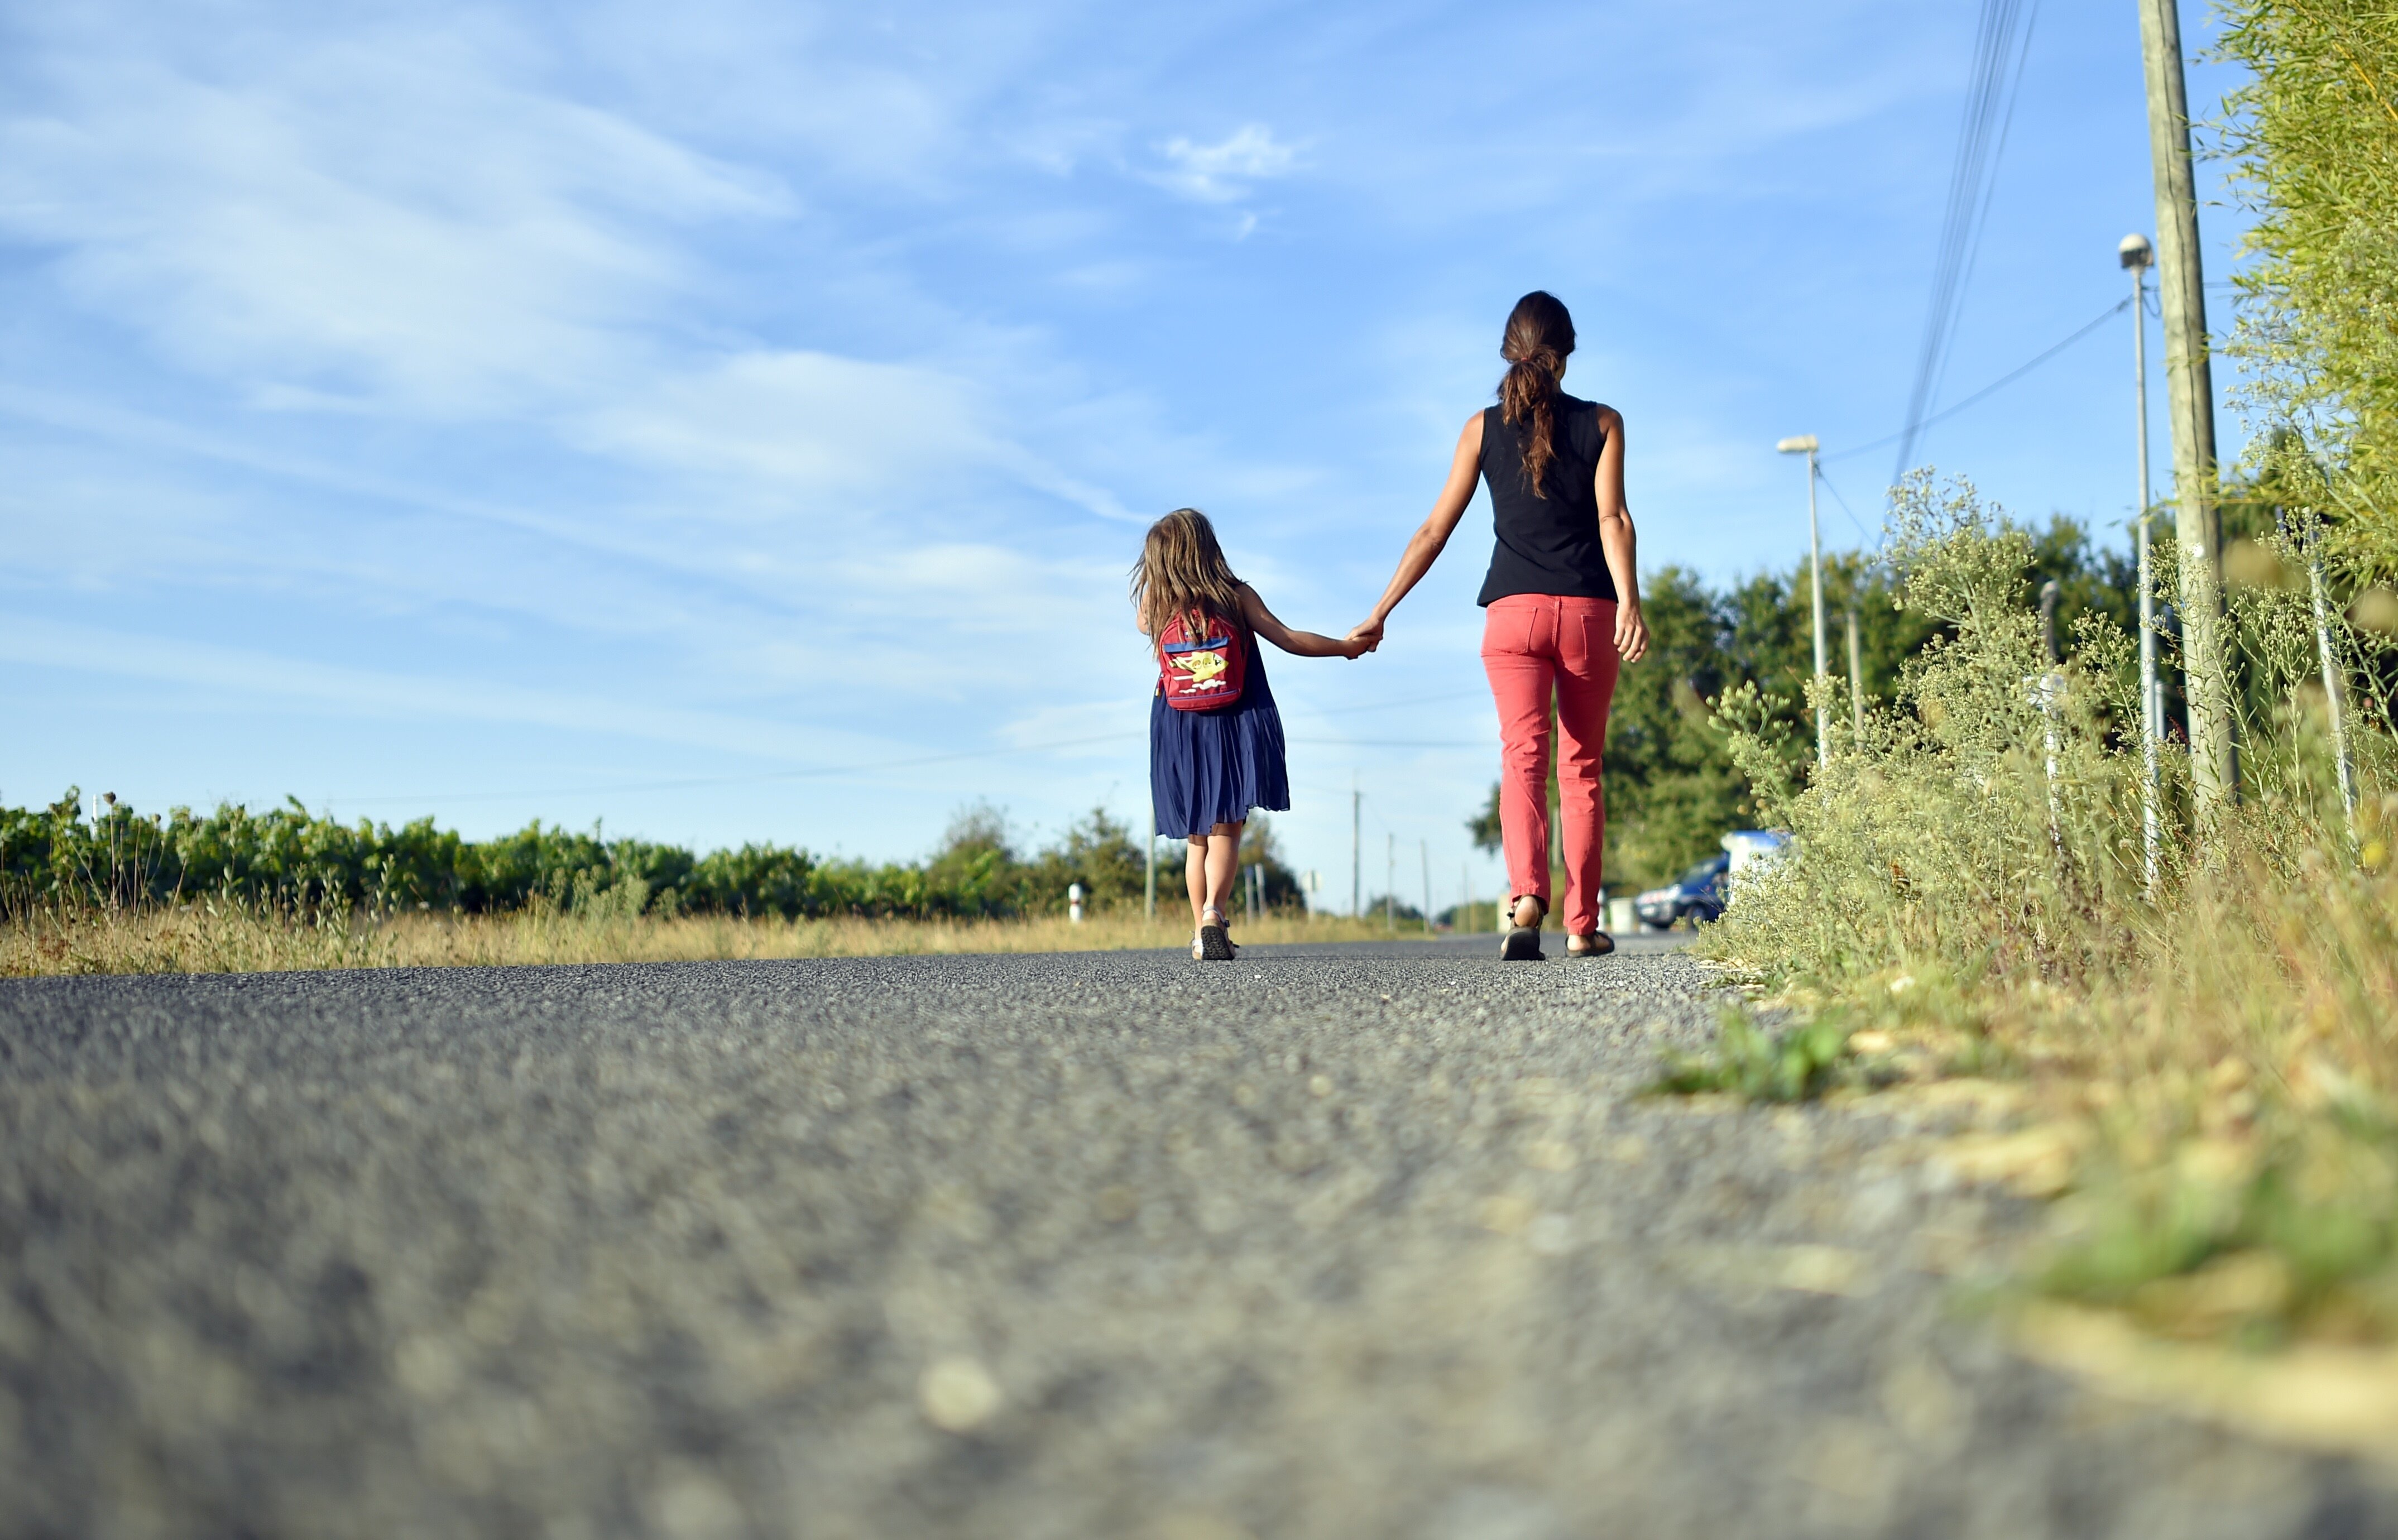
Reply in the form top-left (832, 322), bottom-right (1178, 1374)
top-left (1150, 631), bottom-right (1290, 838)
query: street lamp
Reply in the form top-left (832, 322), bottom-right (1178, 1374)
top-left (1777, 433), bottom-right (1830, 768)
top-left (2121, 231), bottom-right (2160, 894)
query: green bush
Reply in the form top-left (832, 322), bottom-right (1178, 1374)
top-left (0, 794), bottom-right (1155, 924)
top-left (1702, 474), bottom-right (2158, 991)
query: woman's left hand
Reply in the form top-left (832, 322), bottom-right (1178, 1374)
top-left (1614, 601), bottom-right (1649, 663)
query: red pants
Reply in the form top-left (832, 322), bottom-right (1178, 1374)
top-left (1481, 594), bottom-right (1621, 935)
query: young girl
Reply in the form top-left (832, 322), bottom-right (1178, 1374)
top-left (1133, 508), bottom-right (1366, 961)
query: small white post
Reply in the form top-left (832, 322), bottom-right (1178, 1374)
top-left (1067, 881), bottom-right (1085, 925)
top-left (2299, 507), bottom-right (2359, 846)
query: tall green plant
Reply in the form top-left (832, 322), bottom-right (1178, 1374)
top-left (2214, 0), bottom-right (2398, 579)
top-left (1708, 477), bottom-right (2151, 988)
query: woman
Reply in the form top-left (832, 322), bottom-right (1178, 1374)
top-left (1349, 291), bottom-right (1647, 961)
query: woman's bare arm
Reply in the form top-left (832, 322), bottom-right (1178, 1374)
top-left (1240, 585), bottom-right (1368, 659)
top-left (1593, 407), bottom-right (1648, 663)
top-left (1348, 412), bottom-right (1484, 651)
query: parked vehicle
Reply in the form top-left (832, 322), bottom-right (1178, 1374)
top-left (1720, 828), bottom-right (1790, 886)
top-left (1633, 853), bottom-right (1729, 930)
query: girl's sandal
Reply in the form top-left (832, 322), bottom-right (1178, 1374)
top-left (1197, 906), bottom-right (1238, 961)
top-left (1565, 932), bottom-right (1616, 958)
top-left (1500, 896), bottom-right (1546, 962)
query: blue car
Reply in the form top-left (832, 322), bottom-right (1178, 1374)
top-left (1633, 853), bottom-right (1730, 930)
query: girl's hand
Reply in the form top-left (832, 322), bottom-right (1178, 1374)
top-left (1346, 618), bottom-right (1385, 655)
top-left (1340, 634), bottom-right (1374, 660)
top-left (1614, 601), bottom-right (1649, 663)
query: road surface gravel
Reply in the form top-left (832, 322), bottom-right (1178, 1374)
top-left (3, 936), bottom-right (2392, 1538)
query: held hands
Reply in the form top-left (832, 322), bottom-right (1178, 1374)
top-left (1338, 608), bottom-right (1643, 661)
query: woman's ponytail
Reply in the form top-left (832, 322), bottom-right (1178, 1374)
top-left (1497, 291), bottom-right (1576, 498)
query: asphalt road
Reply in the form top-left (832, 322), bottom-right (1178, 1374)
top-left (3, 937), bottom-right (2392, 1539)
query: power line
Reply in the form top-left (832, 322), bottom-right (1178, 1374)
top-left (1930, 0), bottom-right (2044, 416)
top-left (1828, 294), bottom-right (2129, 466)
top-left (1814, 464), bottom-right (1873, 542)
top-left (1893, 0), bottom-right (2042, 486)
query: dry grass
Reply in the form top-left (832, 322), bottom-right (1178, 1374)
top-left (0, 903), bottom-right (1428, 978)
top-left (1679, 479), bottom-right (2398, 1351)
top-left (1781, 813), bottom-right (2398, 1346)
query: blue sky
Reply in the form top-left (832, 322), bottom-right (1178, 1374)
top-left (0, 1), bottom-right (2255, 908)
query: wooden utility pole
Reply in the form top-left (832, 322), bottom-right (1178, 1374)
top-left (2138, 0), bottom-right (2237, 819)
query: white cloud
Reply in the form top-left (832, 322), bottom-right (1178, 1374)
top-left (1153, 124), bottom-right (1298, 203)
top-left (575, 345), bottom-right (1155, 531)
top-left (578, 351), bottom-right (994, 500)
top-left (0, 613), bottom-right (859, 761)
top-left (0, 20), bottom-right (785, 415)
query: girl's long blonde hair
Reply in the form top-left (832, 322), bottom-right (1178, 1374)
top-left (1131, 508), bottom-right (1246, 639)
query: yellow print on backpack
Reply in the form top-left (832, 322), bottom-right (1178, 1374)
top-left (1174, 647), bottom-right (1230, 691)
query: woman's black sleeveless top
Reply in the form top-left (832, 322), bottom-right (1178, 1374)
top-left (1475, 392), bottom-right (1617, 606)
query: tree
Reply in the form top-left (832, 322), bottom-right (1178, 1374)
top-left (2214, 1), bottom-right (2398, 581)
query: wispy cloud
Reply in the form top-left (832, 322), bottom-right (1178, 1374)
top-left (0, 614), bottom-right (853, 761)
top-left (1152, 124), bottom-right (1298, 203)
top-left (0, 26), bottom-right (785, 415)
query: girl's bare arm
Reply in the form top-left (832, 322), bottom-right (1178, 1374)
top-left (1349, 411), bottom-right (1483, 651)
top-left (1240, 586), bottom-right (1368, 659)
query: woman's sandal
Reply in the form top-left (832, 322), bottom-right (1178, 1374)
top-left (1565, 932), bottom-right (1616, 958)
top-left (1500, 896), bottom-right (1546, 962)
top-left (1196, 906), bottom-right (1238, 961)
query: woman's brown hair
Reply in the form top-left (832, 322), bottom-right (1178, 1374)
top-left (1498, 290), bottom-right (1576, 497)
top-left (1131, 507), bottom-right (1246, 639)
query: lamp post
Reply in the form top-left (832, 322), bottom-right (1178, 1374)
top-left (2121, 232), bottom-right (2160, 894)
top-left (1777, 434), bottom-right (1829, 767)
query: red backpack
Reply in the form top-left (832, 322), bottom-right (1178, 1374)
top-left (1157, 610), bottom-right (1248, 712)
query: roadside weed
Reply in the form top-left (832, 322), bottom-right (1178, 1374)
top-left (1683, 475), bottom-right (2398, 1345)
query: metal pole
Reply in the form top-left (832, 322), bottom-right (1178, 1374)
top-left (1385, 832), bottom-right (1395, 932)
top-left (1420, 839), bottom-right (1432, 934)
top-left (2038, 581), bottom-right (2063, 851)
top-left (2140, 0), bottom-right (2236, 823)
top-left (2127, 242), bottom-right (2161, 895)
top-left (2298, 507), bottom-right (2359, 844)
top-left (1845, 605), bottom-right (1865, 742)
top-left (1808, 444), bottom-right (1829, 769)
